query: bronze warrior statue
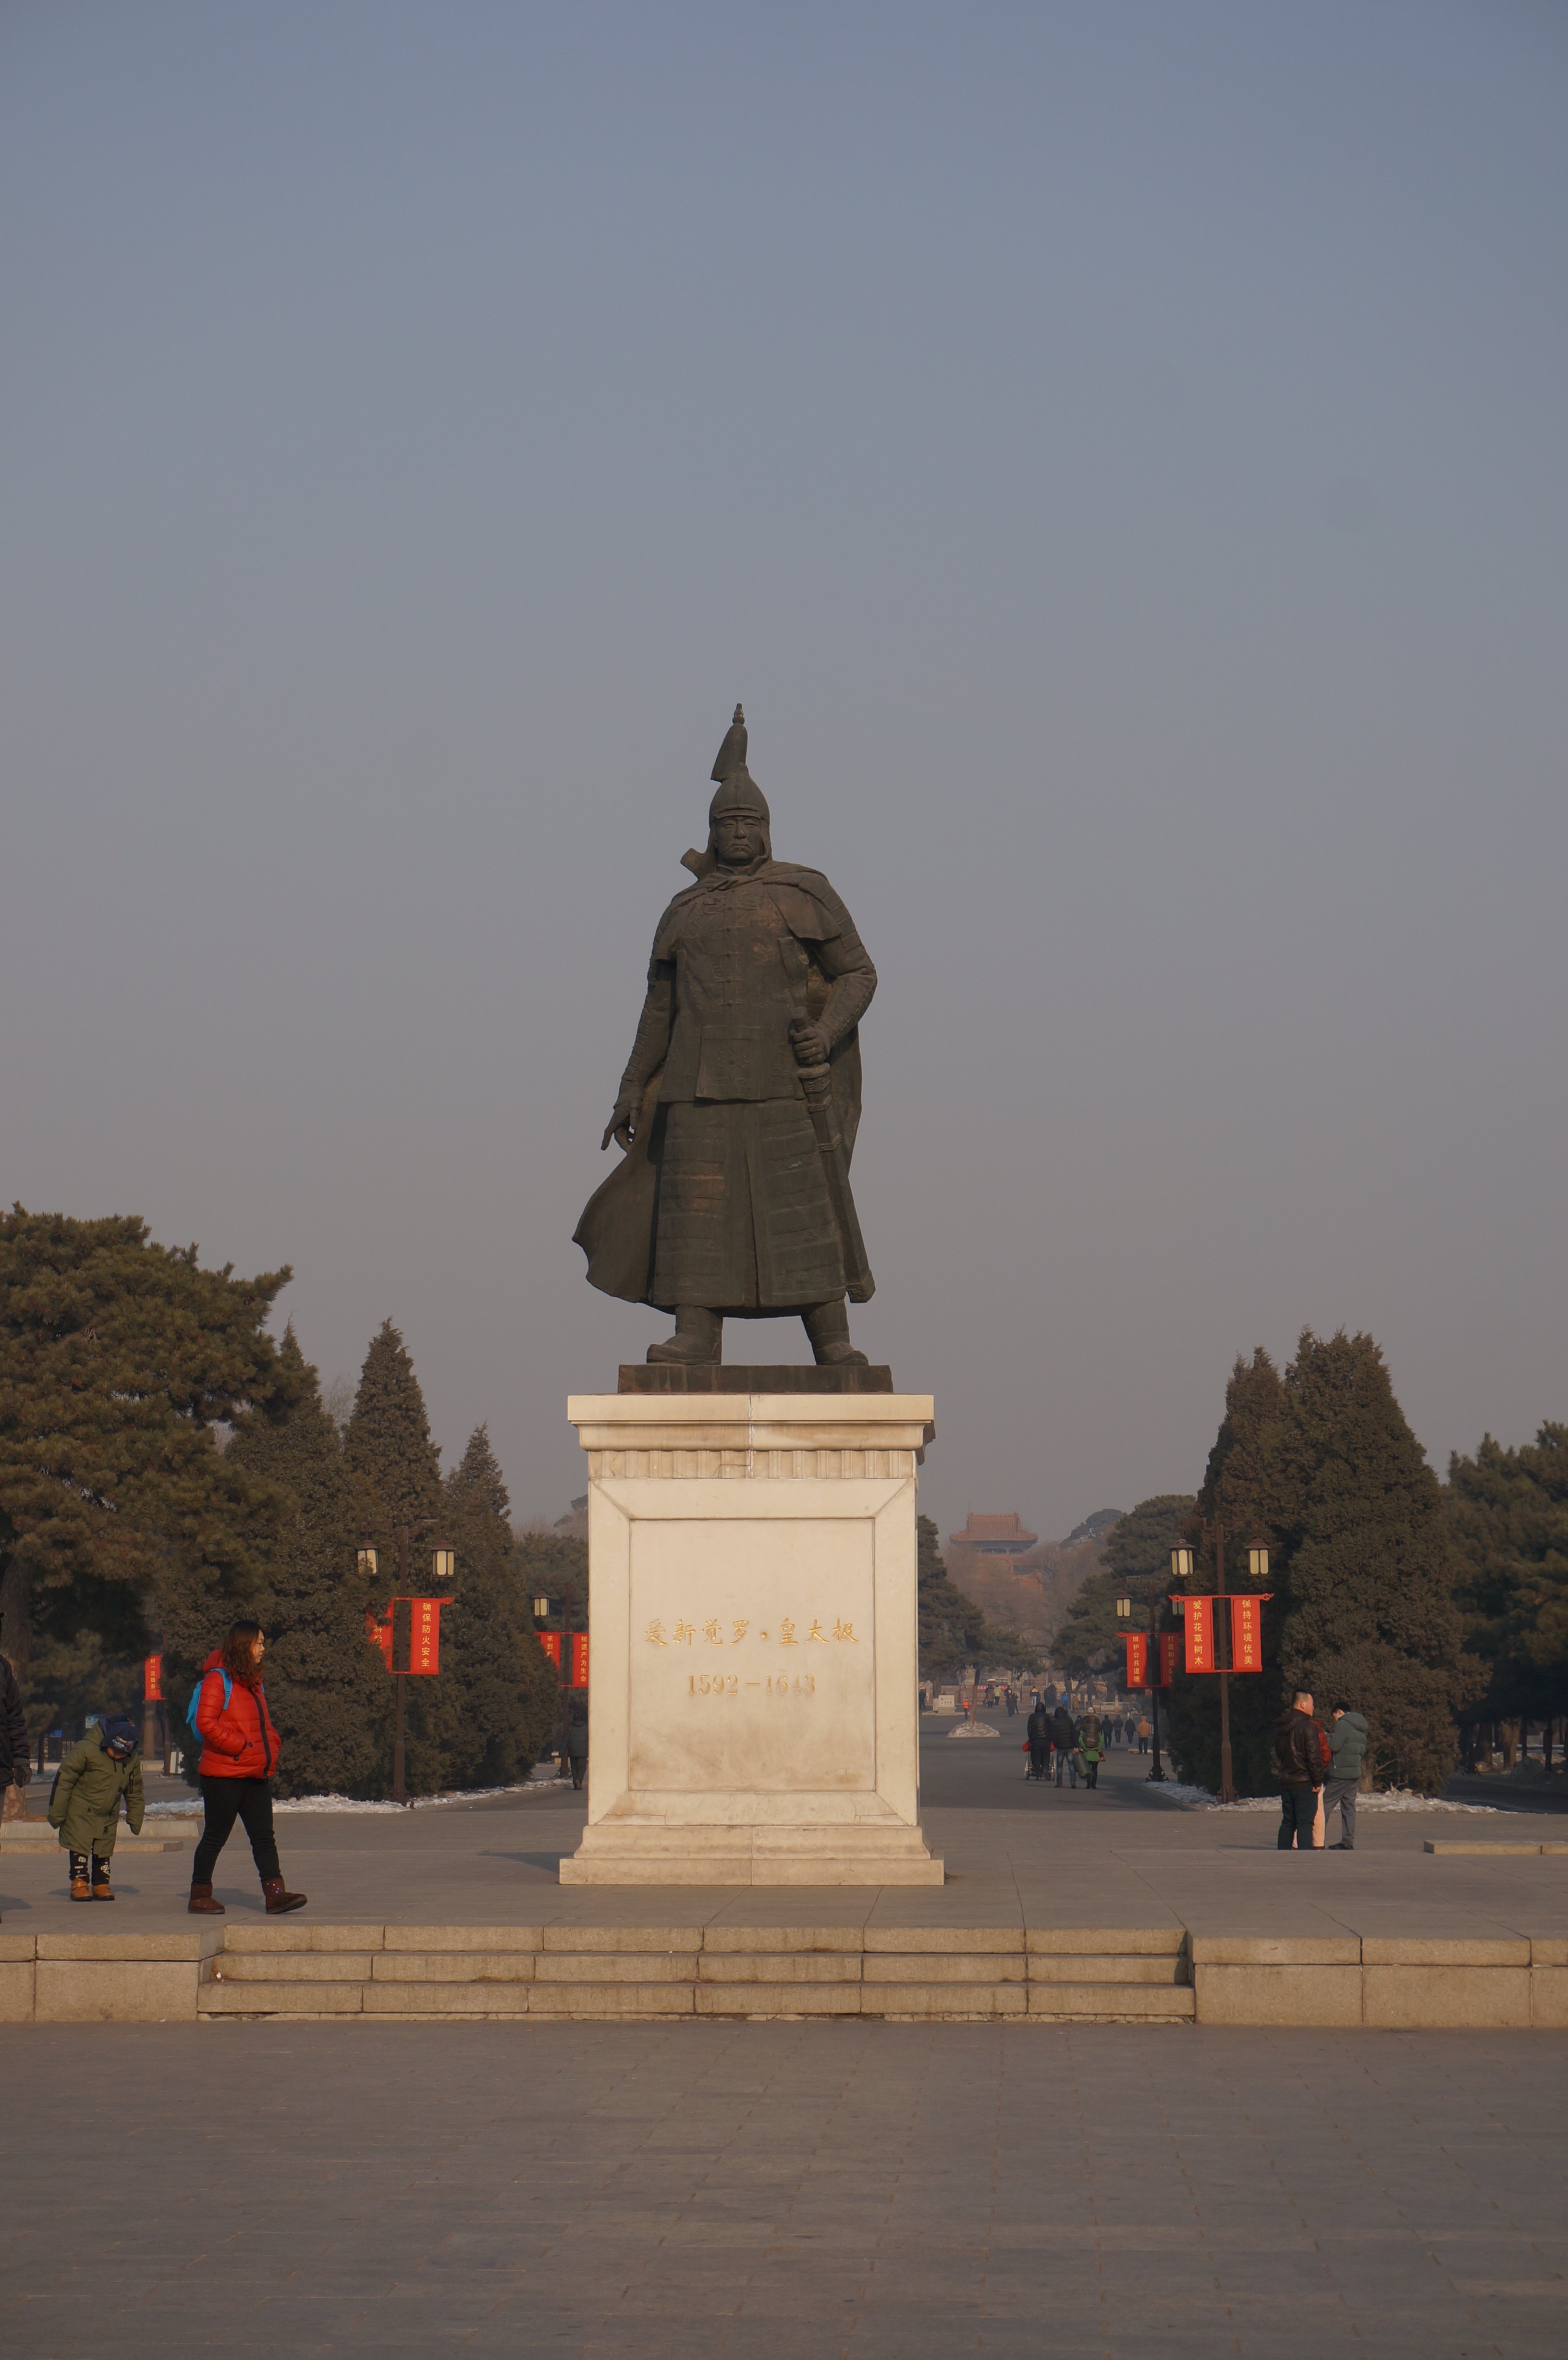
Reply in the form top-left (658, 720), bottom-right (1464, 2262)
top-left (574, 706), bottom-right (876, 1365)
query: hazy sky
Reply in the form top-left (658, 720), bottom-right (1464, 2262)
top-left (4, 2), bottom-right (1566, 1541)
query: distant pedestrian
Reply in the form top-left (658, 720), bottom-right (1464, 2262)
top-left (1137, 1715), bottom-right (1151, 1756)
top-left (1025, 1702), bottom-right (1051, 1780)
top-left (566, 1700), bottom-right (589, 1790)
top-left (1274, 1690), bottom-right (1330, 1851)
top-left (187, 1622), bottom-right (306, 1916)
top-left (1051, 1705), bottom-right (1078, 1786)
top-left (48, 1714), bottom-right (144, 1899)
top-left (0, 1646), bottom-right (28, 1837)
top-left (1323, 1703), bottom-right (1368, 1850)
top-left (1078, 1714), bottom-right (1103, 1790)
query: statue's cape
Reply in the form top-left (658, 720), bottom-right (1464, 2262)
top-left (573, 861), bottom-right (863, 1308)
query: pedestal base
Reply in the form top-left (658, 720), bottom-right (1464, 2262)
top-left (561, 1389), bottom-right (942, 1888)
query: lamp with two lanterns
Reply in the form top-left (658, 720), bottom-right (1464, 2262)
top-left (1115, 1530), bottom-right (1271, 1802)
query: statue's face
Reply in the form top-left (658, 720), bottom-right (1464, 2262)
top-left (712, 811), bottom-right (767, 868)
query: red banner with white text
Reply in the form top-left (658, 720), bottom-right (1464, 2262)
top-left (407, 1598), bottom-right (450, 1677)
top-left (1184, 1596), bottom-right (1215, 1674)
top-left (1154, 1632), bottom-right (1179, 1688)
top-left (537, 1630), bottom-right (562, 1668)
top-left (1228, 1594), bottom-right (1272, 1672)
top-left (365, 1606), bottom-right (394, 1671)
top-left (143, 1654), bottom-right (163, 1703)
top-left (569, 1633), bottom-right (590, 1687)
top-left (1123, 1632), bottom-right (1148, 1690)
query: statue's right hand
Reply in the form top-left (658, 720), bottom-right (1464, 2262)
top-left (601, 1092), bottom-right (639, 1152)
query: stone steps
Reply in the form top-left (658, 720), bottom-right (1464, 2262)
top-left (199, 1924), bottom-right (1194, 2020)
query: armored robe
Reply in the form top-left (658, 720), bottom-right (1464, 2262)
top-left (574, 856), bottom-right (876, 1314)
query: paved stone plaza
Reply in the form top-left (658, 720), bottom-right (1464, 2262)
top-left (5, 2015), bottom-right (1565, 2359)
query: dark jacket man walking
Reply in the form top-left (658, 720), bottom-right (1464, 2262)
top-left (1025, 1704), bottom-right (1051, 1780)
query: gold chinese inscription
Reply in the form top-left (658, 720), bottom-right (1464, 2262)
top-left (645, 1614), bottom-right (858, 1650)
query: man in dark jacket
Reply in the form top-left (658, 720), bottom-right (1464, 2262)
top-left (0, 1650), bottom-right (29, 1801)
top-left (1025, 1702), bottom-right (1051, 1780)
top-left (1274, 1691), bottom-right (1330, 1851)
top-left (1051, 1704), bottom-right (1079, 1787)
top-left (565, 1701), bottom-right (589, 1791)
top-left (1323, 1704), bottom-right (1368, 1849)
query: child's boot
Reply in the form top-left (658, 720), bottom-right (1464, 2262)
top-left (69, 1850), bottom-right (92, 1902)
top-left (91, 1859), bottom-right (116, 1901)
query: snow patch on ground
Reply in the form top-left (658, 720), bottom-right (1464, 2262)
top-left (144, 1776), bottom-right (566, 1818)
top-left (947, 1723), bottom-right (1001, 1738)
top-left (1144, 1782), bottom-right (1509, 1815)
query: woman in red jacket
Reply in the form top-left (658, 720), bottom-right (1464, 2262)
top-left (188, 1621), bottom-right (306, 1915)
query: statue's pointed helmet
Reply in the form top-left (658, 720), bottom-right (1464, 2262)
top-left (708, 703), bottom-right (770, 828)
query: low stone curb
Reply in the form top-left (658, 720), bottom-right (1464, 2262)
top-left (0, 1922), bottom-right (1564, 2025)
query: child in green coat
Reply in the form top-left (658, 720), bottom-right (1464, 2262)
top-left (49, 1716), bottom-right (144, 1900)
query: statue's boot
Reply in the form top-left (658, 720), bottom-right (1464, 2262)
top-left (648, 1306), bottom-right (723, 1364)
top-left (804, 1300), bottom-right (869, 1368)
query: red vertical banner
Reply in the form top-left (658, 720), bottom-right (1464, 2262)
top-left (408, 1598), bottom-right (443, 1676)
top-left (1154, 1632), bottom-right (1179, 1687)
top-left (569, 1633), bottom-right (590, 1687)
top-left (365, 1605), bottom-right (395, 1670)
top-left (143, 1654), bottom-right (163, 1702)
top-left (537, 1631), bottom-right (562, 1667)
top-left (1123, 1632), bottom-right (1148, 1689)
top-left (1228, 1594), bottom-right (1272, 1672)
top-left (1184, 1596), bottom-right (1215, 1674)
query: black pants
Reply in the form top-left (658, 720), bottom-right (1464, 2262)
top-left (194, 1777), bottom-right (280, 1884)
top-left (568, 1755), bottom-right (587, 1790)
top-left (1277, 1787), bottom-right (1318, 1850)
top-left (1084, 1760), bottom-right (1099, 1788)
top-left (68, 1850), bottom-right (111, 1882)
top-left (1028, 1744), bottom-right (1047, 1779)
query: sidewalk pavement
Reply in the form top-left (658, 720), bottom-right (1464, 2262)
top-left (4, 1740), bottom-right (1564, 1952)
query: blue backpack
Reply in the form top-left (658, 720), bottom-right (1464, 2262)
top-left (185, 1669), bottom-right (232, 1746)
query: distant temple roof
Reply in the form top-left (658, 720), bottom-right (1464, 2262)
top-left (949, 1511), bottom-right (1038, 1555)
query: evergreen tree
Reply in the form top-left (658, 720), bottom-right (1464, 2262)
top-left (1060, 1496), bottom-right (1195, 1680)
top-left (438, 1426), bottom-right (558, 1788)
top-left (343, 1321), bottom-right (447, 1793)
top-left (220, 1330), bottom-right (388, 1796)
top-left (344, 1320), bottom-right (443, 1537)
top-left (1448, 1424), bottom-right (1568, 1732)
top-left (1167, 1351), bottom-right (1296, 1794)
top-left (0, 1207), bottom-right (294, 1681)
top-left (1280, 1330), bottom-right (1464, 1793)
top-left (1171, 1334), bottom-right (1463, 1795)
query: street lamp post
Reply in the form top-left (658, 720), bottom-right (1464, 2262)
top-left (1116, 1580), bottom-right (1166, 1782)
top-left (534, 1593), bottom-right (572, 1773)
top-left (361, 1522), bottom-right (444, 1806)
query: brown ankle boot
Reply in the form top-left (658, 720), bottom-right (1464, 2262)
top-left (90, 1876), bottom-right (116, 1900)
top-left (70, 1874), bottom-right (92, 1902)
top-left (262, 1876), bottom-right (306, 1915)
top-left (188, 1882), bottom-right (225, 1915)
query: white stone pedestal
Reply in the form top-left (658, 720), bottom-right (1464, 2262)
top-left (559, 1389), bottom-right (943, 1886)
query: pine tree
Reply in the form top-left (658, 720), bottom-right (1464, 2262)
top-left (342, 1321), bottom-right (448, 1792)
top-left (344, 1320), bottom-right (443, 1538)
top-left (438, 1426), bottom-right (558, 1787)
top-left (1167, 1351), bottom-right (1295, 1795)
top-left (1448, 1425), bottom-right (1568, 1731)
top-left (916, 1514), bottom-right (987, 1682)
top-left (0, 1207), bottom-right (294, 1683)
top-left (1061, 1495), bottom-right (1196, 1683)
top-left (221, 1330), bottom-right (388, 1796)
top-left (1280, 1330), bottom-right (1464, 1793)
